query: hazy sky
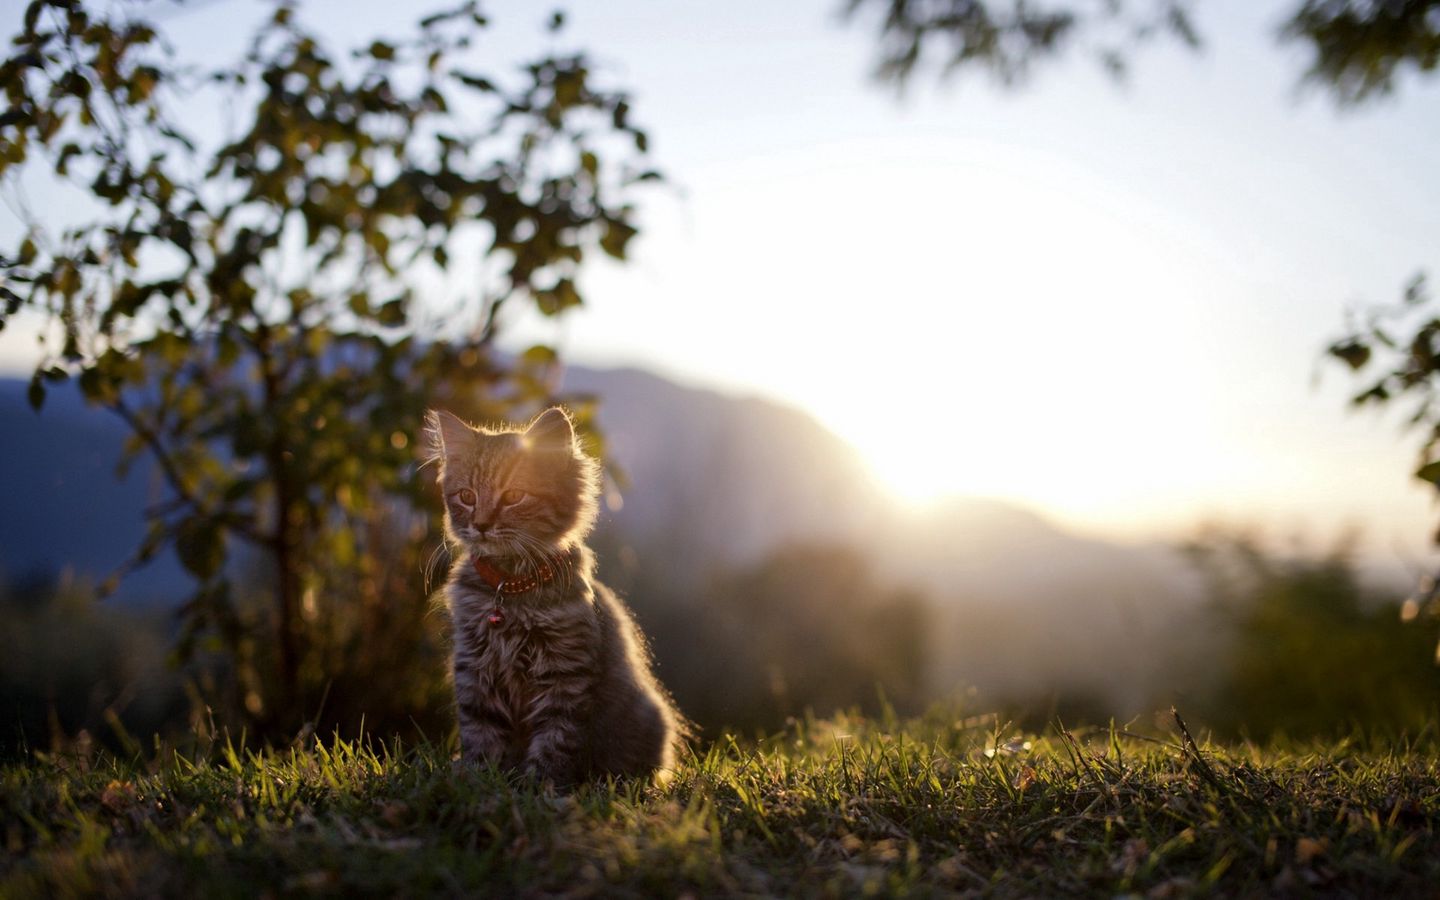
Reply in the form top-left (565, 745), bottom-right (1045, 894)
top-left (4, 0), bottom-right (1440, 566)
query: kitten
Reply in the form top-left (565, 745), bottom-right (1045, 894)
top-left (427, 406), bottom-right (683, 785)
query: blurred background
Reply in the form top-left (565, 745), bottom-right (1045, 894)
top-left (1, 0), bottom-right (1438, 756)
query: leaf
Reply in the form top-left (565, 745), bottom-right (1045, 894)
top-left (1, 285), bottom-right (22, 318)
top-left (223, 478), bottom-right (256, 502)
top-left (521, 344), bottom-right (558, 366)
top-left (535, 279), bottom-right (581, 315)
top-left (26, 374), bottom-right (43, 411)
top-left (232, 412), bottom-right (264, 457)
top-left (1415, 462), bottom-right (1440, 485)
top-left (454, 71), bottom-right (496, 92)
top-left (600, 220), bottom-right (637, 260)
top-left (78, 367), bottom-right (103, 402)
top-left (376, 297), bottom-right (406, 326)
top-left (175, 518), bottom-right (225, 580)
top-left (1328, 340), bottom-right (1370, 371)
top-left (1404, 272), bottom-right (1429, 306)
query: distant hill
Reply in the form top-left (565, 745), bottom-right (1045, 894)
top-left (0, 380), bottom-right (185, 603)
top-left (561, 367), bottom-right (1207, 711)
top-left (565, 366), bottom-right (892, 573)
top-left (0, 368), bottom-right (1205, 710)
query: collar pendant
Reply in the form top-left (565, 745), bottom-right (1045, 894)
top-left (488, 583), bottom-right (505, 626)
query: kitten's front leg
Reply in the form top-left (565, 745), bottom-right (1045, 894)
top-left (457, 696), bottom-right (512, 767)
top-left (454, 658), bottom-right (511, 767)
top-left (522, 676), bottom-right (591, 785)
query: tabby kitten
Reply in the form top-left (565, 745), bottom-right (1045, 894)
top-left (428, 406), bottom-right (682, 785)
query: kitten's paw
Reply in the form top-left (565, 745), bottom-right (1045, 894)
top-left (523, 761), bottom-right (578, 792)
top-left (450, 758), bottom-right (478, 778)
top-left (452, 755), bottom-right (503, 779)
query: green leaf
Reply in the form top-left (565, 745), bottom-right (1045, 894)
top-left (1417, 462), bottom-right (1440, 485)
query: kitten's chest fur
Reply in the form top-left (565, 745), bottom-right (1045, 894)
top-left (449, 577), bottom-right (601, 760)
top-left (466, 601), bottom-right (592, 700)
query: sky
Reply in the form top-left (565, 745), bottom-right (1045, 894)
top-left (4, 0), bottom-right (1440, 566)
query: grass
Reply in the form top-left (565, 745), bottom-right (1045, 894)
top-left (1, 708), bottom-right (1437, 898)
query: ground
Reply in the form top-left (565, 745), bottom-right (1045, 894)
top-left (2, 709), bottom-right (1437, 897)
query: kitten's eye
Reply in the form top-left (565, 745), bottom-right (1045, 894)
top-left (456, 488), bottom-right (477, 506)
top-left (500, 489), bottom-right (526, 506)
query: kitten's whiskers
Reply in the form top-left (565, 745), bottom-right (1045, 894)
top-left (423, 541), bottom-right (451, 592)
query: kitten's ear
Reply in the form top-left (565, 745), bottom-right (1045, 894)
top-left (426, 409), bottom-right (474, 458)
top-left (525, 407), bottom-right (576, 450)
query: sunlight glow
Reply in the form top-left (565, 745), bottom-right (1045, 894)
top-left (500, 131), bottom-right (1437, 548)
top-left (534, 138), bottom-right (1249, 533)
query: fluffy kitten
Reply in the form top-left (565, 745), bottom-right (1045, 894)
top-left (428, 406), bottom-right (682, 785)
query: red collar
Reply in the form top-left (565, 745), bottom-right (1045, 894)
top-left (472, 556), bottom-right (558, 595)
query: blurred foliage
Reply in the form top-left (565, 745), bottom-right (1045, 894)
top-left (841, 0), bottom-right (1200, 86)
top-left (0, 571), bottom-right (187, 759)
top-left (0, 0), bottom-right (656, 739)
top-left (844, 0), bottom-right (1440, 104)
top-left (0, 542), bottom-right (931, 752)
top-left (0, 561), bottom-right (457, 758)
top-left (687, 545), bottom-right (930, 734)
top-left (1284, 0), bottom-right (1440, 105)
top-left (1185, 535), bottom-right (1440, 740)
top-left (1328, 276), bottom-right (1440, 657)
top-left (604, 542), bottom-right (932, 737)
